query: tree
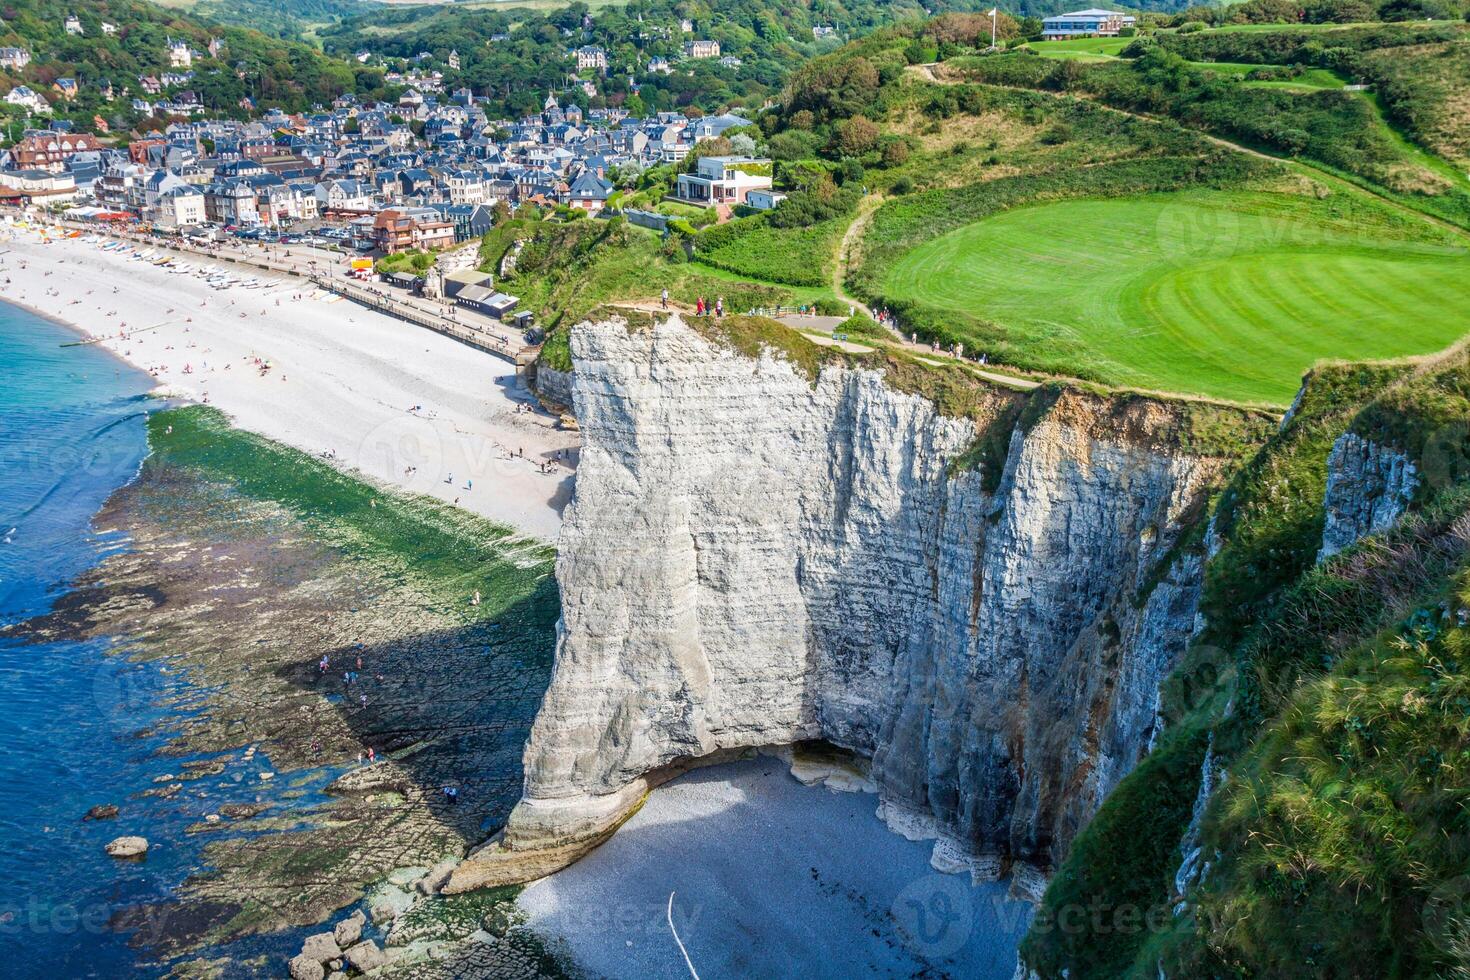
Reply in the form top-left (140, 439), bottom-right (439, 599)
top-left (834, 114), bottom-right (879, 156)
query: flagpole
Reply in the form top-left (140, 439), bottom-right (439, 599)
top-left (990, 7), bottom-right (998, 48)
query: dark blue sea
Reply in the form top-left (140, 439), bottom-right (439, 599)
top-left (0, 299), bottom-right (183, 977)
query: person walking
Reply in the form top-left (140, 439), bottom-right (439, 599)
top-left (661, 288), bottom-right (669, 310)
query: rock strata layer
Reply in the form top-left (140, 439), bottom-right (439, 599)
top-left (451, 316), bottom-right (1264, 892)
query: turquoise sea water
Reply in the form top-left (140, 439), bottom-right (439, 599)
top-left (0, 300), bottom-right (181, 976)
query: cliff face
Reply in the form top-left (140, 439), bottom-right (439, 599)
top-left (449, 317), bottom-right (1264, 893)
top-left (1317, 432), bottom-right (1418, 561)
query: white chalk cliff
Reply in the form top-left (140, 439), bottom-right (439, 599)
top-left (448, 316), bottom-right (1267, 893)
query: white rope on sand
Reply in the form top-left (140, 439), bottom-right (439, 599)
top-left (667, 890), bottom-right (700, 980)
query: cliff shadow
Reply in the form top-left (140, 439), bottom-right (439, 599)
top-left (269, 574), bottom-right (560, 848)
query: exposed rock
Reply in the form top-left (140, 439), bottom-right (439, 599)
top-left (83, 803), bottom-right (119, 821)
top-left (532, 363), bottom-right (573, 410)
top-left (333, 909), bottom-right (366, 948)
top-left (414, 858), bottom-right (458, 896)
top-left (288, 953), bottom-right (325, 980)
top-left (451, 316), bottom-right (1263, 891)
top-left (217, 801), bottom-right (268, 821)
top-left (1318, 432), bottom-right (1418, 561)
top-left (300, 932), bottom-right (341, 963)
top-left (370, 900), bottom-right (399, 925)
top-left (343, 939), bottom-right (387, 973)
top-left (105, 836), bottom-right (148, 858)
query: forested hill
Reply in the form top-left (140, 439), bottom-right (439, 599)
top-left (317, 0), bottom-right (998, 118)
top-left (0, 0), bottom-right (393, 123)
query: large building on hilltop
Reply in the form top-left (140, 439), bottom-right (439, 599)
top-left (1041, 9), bottom-right (1136, 38)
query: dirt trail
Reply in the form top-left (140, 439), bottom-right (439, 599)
top-left (833, 194), bottom-right (884, 319)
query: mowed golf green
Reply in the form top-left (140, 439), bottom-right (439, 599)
top-left (883, 192), bottom-right (1470, 404)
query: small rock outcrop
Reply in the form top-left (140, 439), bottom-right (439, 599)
top-left (1318, 432), bottom-right (1418, 560)
top-left (343, 939), bottom-right (387, 973)
top-left (83, 804), bottom-right (119, 821)
top-left (333, 909), bottom-right (366, 948)
top-left (104, 836), bottom-right (148, 858)
top-left (288, 954), bottom-right (324, 980)
top-left (299, 931), bottom-right (341, 963)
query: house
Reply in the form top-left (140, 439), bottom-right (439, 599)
top-left (439, 203), bottom-right (496, 240)
top-left (671, 155), bottom-right (772, 206)
top-left (691, 113), bottom-right (752, 142)
top-left (445, 169), bottom-right (486, 205)
top-left (208, 37), bottom-right (225, 58)
top-left (648, 56), bottom-right (673, 75)
top-left (0, 48), bottom-right (31, 70)
top-left (575, 46), bottom-right (607, 72)
top-left (203, 179), bottom-right (258, 225)
top-left (315, 178), bottom-right (375, 212)
top-left (152, 184), bottom-right (207, 229)
top-left (167, 38), bottom-right (192, 67)
top-left (140, 76), bottom-right (162, 95)
top-left (0, 168), bottom-right (77, 206)
top-left (4, 86), bottom-right (47, 113)
top-left (1041, 9), bottom-right (1137, 39)
top-left (10, 132), bottom-right (102, 171)
top-left (718, 56), bottom-right (743, 70)
top-left (101, 21), bottom-right (117, 36)
top-left (566, 169), bottom-right (612, 211)
top-left (52, 79), bottom-right (78, 100)
top-left (745, 188), bottom-right (787, 211)
top-left (685, 40), bottom-right (720, 59)
top-left (813, 25), bottom-right (838, 39)
top-left (679, 18), bottom-right (693, 32)
top-left (64, 14), bottom-right (83, 36)
top-left (372, 208), bottom-right (455, 253)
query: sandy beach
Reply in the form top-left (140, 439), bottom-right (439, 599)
top-left (519, 757), bottom-right (1032, 979)
top-left (0, 228), bottom-right (577, 541)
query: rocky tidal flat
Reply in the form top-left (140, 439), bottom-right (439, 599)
top-left (4, 405), bottom-right (567, 977)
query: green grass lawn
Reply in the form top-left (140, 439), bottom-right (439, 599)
top-left (882, 191), bottom-right (1470, 405)
top-left (1025, 36), bottom-right (1132, 59)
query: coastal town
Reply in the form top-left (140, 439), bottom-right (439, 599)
top-left (0, 8), bottom-right (794, 363)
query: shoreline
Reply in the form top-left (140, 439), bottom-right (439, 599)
top-left (0, 228), bottom-right (577, 543)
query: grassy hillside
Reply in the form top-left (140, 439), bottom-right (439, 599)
top-left (1020, 346), bottom-right (1470, 978)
